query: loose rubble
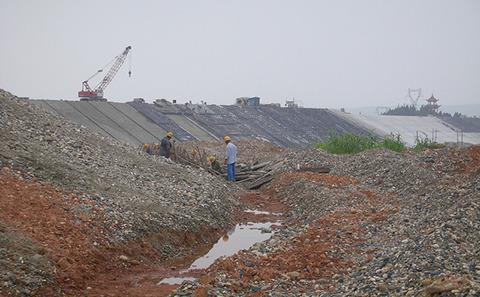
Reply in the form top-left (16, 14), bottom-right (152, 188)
top-left (2, 88), bottom-right (480, 296)
top-left (0, 89), bottom-right (239, 296)
top-left (0, 89), bottom-right (238, 242)
top-left (173, 146), bottom-right (480, 296)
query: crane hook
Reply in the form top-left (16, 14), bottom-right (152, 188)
top-left (128, 50), bottom-right (132, 78)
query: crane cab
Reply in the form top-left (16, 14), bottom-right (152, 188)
top-left (78, 90), bottom-right (106, 101)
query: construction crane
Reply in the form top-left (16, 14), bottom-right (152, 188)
top-left (78, 46), bottom-right (132, 101)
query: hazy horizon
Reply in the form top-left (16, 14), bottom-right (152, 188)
top-left (1, 0), bottom-right (479, 108)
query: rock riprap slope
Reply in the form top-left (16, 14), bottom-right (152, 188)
top-left (0, 89), bottom-right (238, 243)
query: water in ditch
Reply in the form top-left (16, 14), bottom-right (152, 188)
top-left (158, 219), bottom-right (281, 285)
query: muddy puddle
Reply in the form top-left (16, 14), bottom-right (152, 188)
top-left (244, 209), bottom-right (283, 216)
top-left (158, 217), bottom-right (282, 285)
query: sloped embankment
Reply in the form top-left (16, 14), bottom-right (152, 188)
top-left (174, 147), bottom-right (480, 296)
top-left (0, 90), bottom-right (239, 296)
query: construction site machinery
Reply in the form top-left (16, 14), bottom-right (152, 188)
top-left (78, 46), bottom-right (132, 101)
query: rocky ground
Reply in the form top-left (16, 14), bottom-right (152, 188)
top-left (1, 88), bottom-right (479, 296)
top-left (173, 147), bottom-right (480, 296)
top-left (0, 90), bottom-right (239, 296)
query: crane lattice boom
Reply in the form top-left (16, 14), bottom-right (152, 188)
top-left (78, 46), bottom-right (132, 101)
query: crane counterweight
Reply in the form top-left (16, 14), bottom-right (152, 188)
top-left (78, 46), bottom-right (132, 101)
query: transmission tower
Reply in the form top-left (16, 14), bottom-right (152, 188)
top-left (408, 88), bottom-right (422, 108)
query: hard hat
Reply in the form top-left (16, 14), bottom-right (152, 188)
top-left (166, 132), bottom-right (173, 138)
top-left (223, 135), bottom-right (231, 141)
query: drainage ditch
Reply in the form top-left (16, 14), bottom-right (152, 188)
top-left (158, 209), bottom-right (283, 286)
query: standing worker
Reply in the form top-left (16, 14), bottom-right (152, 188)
top-left (160, 132), bottom-right (174, 158)
top-left (223, 136), bottom-right (237, 181)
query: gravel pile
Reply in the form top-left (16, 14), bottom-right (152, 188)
top-left (0, 89), bottom-right (239, 245)
top-left (2, 88), bottom-right (479, 296)
top-left (330, 148), bottom-right (480, 296)
top-left (174, 146), bottom-right (480, 296)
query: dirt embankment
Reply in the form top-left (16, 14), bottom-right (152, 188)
top-left (0, 89), bottom-right (240, 296)
top-left (0, 167), bottom-right (227, 296)
top-left (174, 146), bottom-right (480, 296)
top-left (2, 89), bottom-right (480, 297)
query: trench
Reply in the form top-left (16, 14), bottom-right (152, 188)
top-left (158, 221), bottom-right (281, 285)
top-left (83, 191), bottom-right (285, 297)
top-left (156, 200), bottom-right (284, 290)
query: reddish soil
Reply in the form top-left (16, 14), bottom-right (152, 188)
top-left (210, 192), bottom-right (391, 291)
top-left (271, 172), bottom-right (359, 188)
top-left (0, 167), bottom-right (119, 295)
top-left (0, 167), bottom-right (233, 297)
top-left (440, 145), bottom-right (480, 175)
top-left (235, 192), bottom-right (287, 223)
top-left (194, 173), bottom-right (398, 296)
top-left (85, 228), bottom-right (228, 297)
top-left (464, 145), bottom-right (480, 174)
top-left (0, 166), bottom-right (288, 297)
top-left (0, 161), bottom-right (403, 296)
top-left (87, 191), bottom-right (289, 297)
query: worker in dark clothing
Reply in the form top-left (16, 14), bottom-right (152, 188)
top-left (160, 132), bottom-right (173, 158)
top-left (208, 155), bottom-right (221, 172)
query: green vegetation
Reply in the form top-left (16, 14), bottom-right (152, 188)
top-left (413, 138), bottom-right (444, 152)
top-left (381, 134), bottom-right (406, 152)
top-left (316, 133), bottom-right (406, 155)
top-left (382, 104), bottom-right (463, 117)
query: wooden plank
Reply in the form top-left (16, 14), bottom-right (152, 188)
top-left (248, 175), bottom-right (274, 190)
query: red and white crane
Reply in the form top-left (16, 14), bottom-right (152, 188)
top-left (78, 46), bottom-right (132, 101)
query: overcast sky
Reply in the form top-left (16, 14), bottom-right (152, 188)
top-left (1, 0), bottom-right (479, 108)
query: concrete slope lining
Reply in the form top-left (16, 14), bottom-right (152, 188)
top-left (220, 106), bottom-right (295, 147)
top-left (110, 103), bottom-right (167, 142)
top-left (252, 106), bottom-right (371, 144)
top-left (328, 109), bottom-right (387, 137)
top-left (88, 102), bottom-right (155, 145)
top-left (439, 116), bottom-right (480, 133)
top-left (187, 114), bottom-right (240, 139)
top-left (182, 115), bottom-right (220, 140)
top-left (185, 105), bottom-right (373, 147)
top-left (30, 100), bottom-right (58, 115)
top-left (166, 114), bottom-right (217, 141)
top-left (186, 106), bottom-right (286, 145)
top-left (342, 113), bottom-right (480, 145)
top-left (34, 99), bottom-right (476, 147)
top-left (86, 102), bottom-right (143, 145)
top-left (70, 101), bottom-right (139, 145)
top-left (41, 100), bottom-right (112, 139)
top-left (108, 103), bottom-right (164, 143)
top-left (65, 101), bottom-right (119, 140)
top-left (128, 102), bottom-right (195, 141)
